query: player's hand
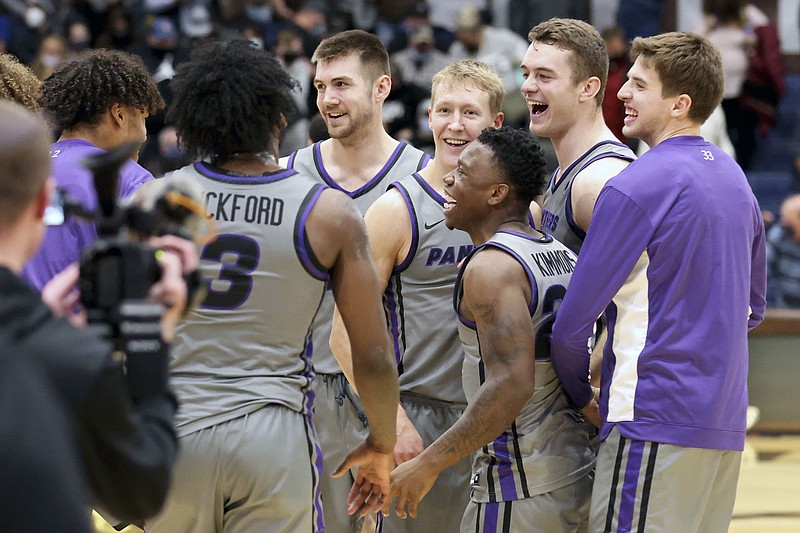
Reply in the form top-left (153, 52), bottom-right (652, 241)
top-left (333, 437), bottom-right (394, 517)
top-left (380, 454), bottom-right (439, 519)
top-left (394, 406), bottom-right (424, 465)
top-left (580, 386), bottom-right (602, 427)
top-left (42, 263), bottom-right (86, 328)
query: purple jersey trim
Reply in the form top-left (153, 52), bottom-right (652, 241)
top-left (294, 185), bottom-right (330, 281)
top-left (551, 140), bottom-right (631, 192)
top-left (563, 151), bottom-right (636, 241)
top-left (195, 162), bottom-right (298, 184)
top-left (384, 282), bottom-right (405, 367)
top-left (313, 141), bottom-right (408, 198)
top-left (388, 181), bottom-right (419, 274)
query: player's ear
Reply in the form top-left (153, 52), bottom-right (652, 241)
top-left (579, 76), bottom-right (602, 103)
top-left (671, 94), bottom-right (692, 119)
top-left (488, 183), bottom-right (509, 205)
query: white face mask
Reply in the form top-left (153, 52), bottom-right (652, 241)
top-left (25, 6), bottom-right (46, 29)
top-left (39, 53), bottom-right (62, 68)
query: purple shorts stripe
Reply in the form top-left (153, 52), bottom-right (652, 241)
top-left (304, 388), bottom-right (326, 532)
top-left (482, 501), bottom-right (499, 533)
top-left (491, 434), bottom-right (519, 501)
top-left (618, 439), bottom-right (645, 531)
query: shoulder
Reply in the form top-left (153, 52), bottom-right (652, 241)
top-left (573, 156), bottom-right (632, 194)
top-left (464, 246), bottom-right (527, 289)
top-left (366, 187), bottom-right (409, 220)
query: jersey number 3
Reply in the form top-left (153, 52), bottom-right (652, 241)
top-left (200, 234), bottom-right (260, 310)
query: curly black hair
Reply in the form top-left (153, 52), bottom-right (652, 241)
top-left (477, 126), bottom-right (547, 205)
top-left (168, 39), bottom-right (298, 162)
top-left (39, 49), bottom-right (164, 131)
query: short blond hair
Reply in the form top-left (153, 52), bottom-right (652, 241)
top-left (430, 60), bottom-right (504, 115)
top-left (630, 32), bottom-right (723, 124)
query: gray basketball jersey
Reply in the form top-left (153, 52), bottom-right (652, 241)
top-left (541, 141), bottom-right (635, 254)
top-left (386, 173), bottom-right (470, 404)
top-left (287, 141), bottom-right (430, 374)
top-left (455, 230), bottom-right (596, 502)
top-left (166, 162), bottom-right (329, 437)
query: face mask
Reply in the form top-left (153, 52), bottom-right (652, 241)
top-left (464, 43), bottom-right (480, 54)
top-left (71, 38), bottom-right (90, 50)
top-left (39, 53), bottom-right (62, 68)
top-left (283, 52), bottom-right (299, 65)
top-left (247, 5), bottom-right (272, 23)
top-left (165, 145), bottom-right (183, 161)
top-left (25, 6), bottom-right (46, 28)
top-left (249, 36), bottom-right (264, 49)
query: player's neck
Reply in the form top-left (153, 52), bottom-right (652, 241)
top-left (214, 151), bottom-right (281, 175)
top-left (552, 112), bottom-right (615, 173)
top-left (419, 159), bottom-right (450, 195)
top-left (324, 130), bottom-right (398, 176)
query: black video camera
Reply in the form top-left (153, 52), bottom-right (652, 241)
top-left (52, 142), bottom-right (203, 405)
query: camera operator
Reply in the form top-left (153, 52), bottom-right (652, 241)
top-left (0, 100), bottom-right (196, 528)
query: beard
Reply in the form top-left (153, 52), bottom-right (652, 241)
top-left (326, 104), bottom-right (374, 140)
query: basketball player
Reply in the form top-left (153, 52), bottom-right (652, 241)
top-left (329, 60), bottom-right (504, 533)
top-left (145, 39), bottom-right (399, 533)
top-left (285, 29), bottom-right (429, 533)
top-left (379, 127), bottom-right (596, 532)
top-left (23, 49), bottom-right (163, 290)
top-left (521, 18), bottom-right (636, 382)
top-left (522, 18), bottom-right (634, 251)
top-left (551, 32), bottom-right (767, 532)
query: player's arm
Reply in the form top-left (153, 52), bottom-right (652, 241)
top-left (551, 185), bottom-right (653, 412)
top-left (570, 157), bottom-right (630, 233)
top-left (330, 188), bottom-right (410, 384)
top-left (330, 188), bottom-right (424, 465)
top-left (307, 189), bottom-right (397, 513)
top-left (380, 250), bottom-right (536, 519)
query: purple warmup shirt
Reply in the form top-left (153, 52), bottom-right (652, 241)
top-left (551, 136), bottom-right (767, 451)
top-left (22, 139), bottom-right (154, 290)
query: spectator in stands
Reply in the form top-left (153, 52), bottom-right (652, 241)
top-left (391, 24), bottom-right (449, 92)
top-left (601, 25), bottom-right (632, 147)
top-left (506, 0), bottom-right (590, 40)
top-left (448, 6), bottom-right (529, 127)
top-left (30, 33), bottom-right (66, 80)
top-left (767, 194), bottom-right (800, 308)
top-left (696, 0), bottom-right (783, 170)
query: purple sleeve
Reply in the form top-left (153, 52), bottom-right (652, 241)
top-left (551, 187), bottom-right (655, 408)
top-left (748, 213), bottom-right (767, 330)
top-left (118, 162), bottom-right (154, 199)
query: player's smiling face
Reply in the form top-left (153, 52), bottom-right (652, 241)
top-left (617, 56), bottom-right (675, 147)
top-left (314, 54), bottom-right (376, 139)
top-left (428, 82), bottom-right (503, 170)
top-left (520, 42), bottom-right (583, 140)
top-left (442, 140), bottom-right (497, 233)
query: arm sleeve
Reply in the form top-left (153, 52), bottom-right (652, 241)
top-left (551, 187), bottom-right (655, 408)
top-left (78, 348), bottom-right (178, 522)
top-left (748, 214), bottom-right (768, 329)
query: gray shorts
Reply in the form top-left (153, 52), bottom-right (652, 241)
top-left (590, 425), bottom-right (742, 533)
top-left (146, 405), bottom-right (323, 533)
top-left (377, 392), bottom-right (471, 533)
top-left (460, 474), bottom-right (592, 533)
top-left (313, 373), bottom-right (370, 533)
